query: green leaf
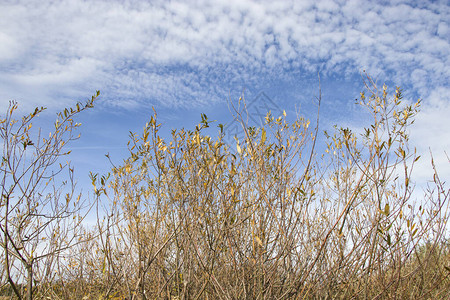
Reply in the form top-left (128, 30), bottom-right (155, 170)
top-left (384, 203), bottom-right (390, 216)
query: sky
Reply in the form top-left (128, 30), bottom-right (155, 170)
top-left (0, 0), bottom-right (449, 196)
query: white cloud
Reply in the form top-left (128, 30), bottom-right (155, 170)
top-left (0, 32), bottom-right (20, 61)
top-left (0, 0), bottom-right (448, 112)
top-left (410, 86), bottom-right (450, 182)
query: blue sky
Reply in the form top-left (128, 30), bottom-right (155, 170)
top-left (1, 0), bottom-right (449, 192)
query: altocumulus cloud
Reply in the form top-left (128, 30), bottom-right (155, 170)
top-left (0, 0), bottom-right (448, 109)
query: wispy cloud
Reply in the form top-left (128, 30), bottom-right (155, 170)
top-left (0, 0), bottom-right (448, 109)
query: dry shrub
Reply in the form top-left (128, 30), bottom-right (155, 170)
top-left (5, 76), bottom-right (448, 299)
top-left (78, 75), bottom-right (448, 299)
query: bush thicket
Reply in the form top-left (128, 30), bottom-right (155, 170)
top-left (1, 76), bottom-right (449, 299)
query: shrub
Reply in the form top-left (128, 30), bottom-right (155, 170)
top-left (80, 75), bottom-right (449, 299)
